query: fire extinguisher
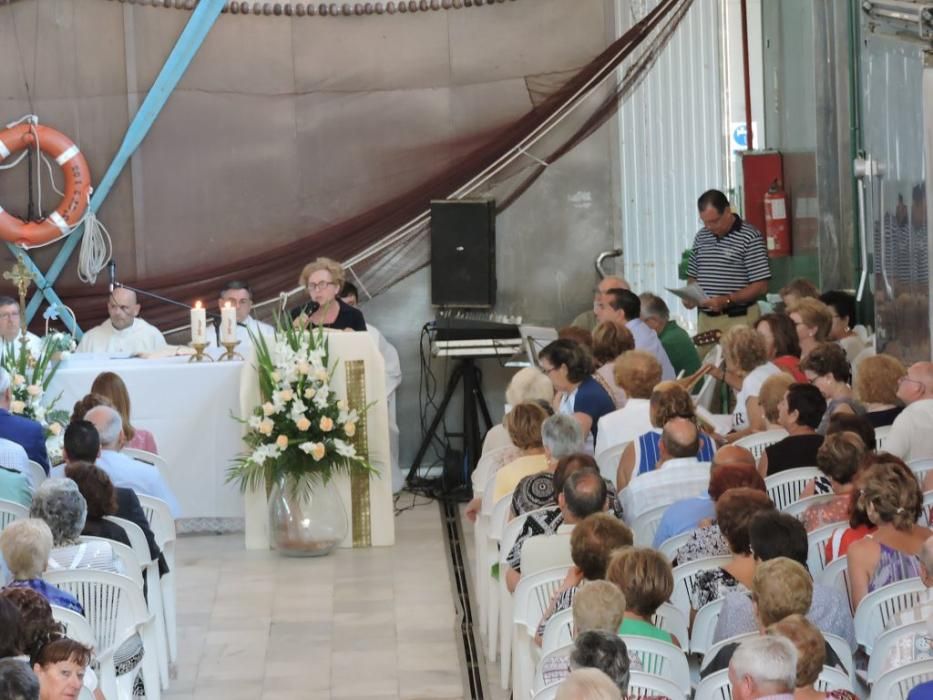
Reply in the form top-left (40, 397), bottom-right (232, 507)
top-left (763, 179), bottom-right (791, 257)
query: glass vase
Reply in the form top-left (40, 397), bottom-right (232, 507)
top-left (267, 475), bottom-right (348, 557)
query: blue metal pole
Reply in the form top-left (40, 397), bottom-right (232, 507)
top-left (17, 0), bottom-right (226, 334)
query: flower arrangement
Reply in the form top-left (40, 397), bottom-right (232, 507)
top-left (1, 331), bottom-right (74, 463)
top-left (226, 320), bottom-right (376, 496)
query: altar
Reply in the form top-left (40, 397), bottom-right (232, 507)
top-left (46, 331), bottom-right (395, 548)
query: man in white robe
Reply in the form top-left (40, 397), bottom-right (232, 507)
top-left (341, 284), bottom-right (403, 491)
top-left (206, 280), bottom-right (275, 358)
top-left (77, 287), bottom-right (167, 355)
top-left (0, 296), bottom-right (42, 361)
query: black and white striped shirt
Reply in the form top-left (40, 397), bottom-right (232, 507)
top-left (687, 215), bottom-right (771, 297)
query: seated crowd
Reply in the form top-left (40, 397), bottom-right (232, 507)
top-left (472, 278), bottom-right (933, 699)
top-left (0, 364), bottom-right (177, 699)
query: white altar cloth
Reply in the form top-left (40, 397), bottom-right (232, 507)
top-left (47, 354), bottom-right (249, 528)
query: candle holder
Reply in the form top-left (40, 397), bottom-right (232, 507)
top-left (218, 340), bottom-right (244, 362)
top-left (188, 342), bottom-right (213, 363)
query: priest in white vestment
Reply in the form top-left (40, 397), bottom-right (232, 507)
top-left (77, 288), bottom-right (167, 355)
top-left (0, 296), bottom-right (42, 361)
top-left (206, 280), bottom-right (275, 357)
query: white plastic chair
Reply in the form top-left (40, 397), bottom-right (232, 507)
top-left (824, 631), bottom-right (856, 689)
top-left (807, 522), bottom-right (841, 578)
top-left (497, 506), bottom-right (554, 688)
top-left (870, 658), bottom-right (933, 700)
top-left (783, 493), bottom-right (839, 521)
top-left (27, 459), bottom-right (47, 489)
top-left (670, 555), bottom-right (732, 617)
top-left (909, 459), bottom-right (933, 488)
top-left (473, 477), bottom-right (500, 640)
top-left (627, 669), bottom-right (688, 699)
top-left (539, 607), bottom-right (573, 656)
top-left (658, 531), bottom-right (693, 563)
top-left (136, 494), bottom-right (177, 665)
top-left (818, 554), bottom-right (852, 612)
top-left (51, 605), bottom-right (98, 648)
top-left (867, 619), bottom-right (928, 683)
top-left (511, 566), bottom-right (568, 700)
top-left (693, 668), bottom-right (732, 700)
top-left (521, 533), bottom-right (572, 577)
top-left (484, 493), bottom-right (512, 660)
top-left (594, 440), bottom-right (629, 487)
top-left (875, 424), bottom-right (892, 451)
top-left (0, 497), bottom-right (28, 529)
top-left (765, 467), bottom-right (822, 511)
top-left (922, 490), bottom-right (933, 528)
top-left (76, 537), bottom-right (144, 590)
top-left (622, 635), bottom-right (691, 695)
top-left (44, 569), bottom-right (162, 700)
top-left (815, 663), bottom-right (854, 692)
top-left (631, 503), bottom-right (669, 546)
top-left (700, 632), bottom-right (757, 675)
top-left (532, 642), bottom-right (572, 694)
top-left (734, 428), bottom-right (788, 461)
top-left (690, 598), bottom-right (725, 655)
top-left (652, 602), bottom-right (689, 652)
top-left (532, 684), bottom-right (558, 700)
top-left (854, 576), bottom-right (926, 654)
top-left (106, 515), bottom-right (170, 689)
top-left (123, 448), bottom-right (167, 472)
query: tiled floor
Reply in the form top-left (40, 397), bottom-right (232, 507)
top-left (163, 499), bottom-right (472, 700)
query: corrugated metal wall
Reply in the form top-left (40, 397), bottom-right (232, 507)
top-left (616, 0), bottom-right (726, 328)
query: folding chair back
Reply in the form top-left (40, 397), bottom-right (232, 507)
top-left (651, 602), bottom-right (689, 651)
top-left (818, 554), bottom-right (852, 612)
top-left (670, 555), bottom-right (732, 616)
top-left (539, 607), bottom-right (573, 656)
top-left (765, 467), bottom-right (821, 511)
top-left (807, 522), bottom-right (841, 577)
top-left (734, 428), bottom-right (788, 461)
top-left (870, 658), bottom-right (933, 700)
top-left (854, 577), bottom-right (926, 653)
top-left (690, 598), bottom-right (725, 655)
top-left (621, 636), bottom-right (691, 694)
top-left (632, 503), bottom-right (669, 546)
top-left (0, 497), bottom-right (28, 529)
top-left (874, 425), bottom-right (892, 451)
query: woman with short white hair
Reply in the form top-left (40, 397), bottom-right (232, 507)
top-left (556, 667), bottom-right (622, 700)
top-left (29, 478), bottom-right (123, 574)
top-left (0, 519), bottom-right (83, 613)
top-left (728, 635), bottom-right (798, 700)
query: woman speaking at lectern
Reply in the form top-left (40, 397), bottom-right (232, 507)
top-left (292, 258), bottom-right (366, 331)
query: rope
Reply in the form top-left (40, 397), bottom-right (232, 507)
top-left (76, 211), bottom-right (112, 284)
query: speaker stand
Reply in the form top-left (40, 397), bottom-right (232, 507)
top-left (407, 357), bottom-right (493, 492)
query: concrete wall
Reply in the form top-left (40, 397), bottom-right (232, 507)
top-left (362, 124), bottom-right (619, 480)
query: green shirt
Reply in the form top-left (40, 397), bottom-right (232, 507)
top-left (0, 467), bottom-right (31, 508)
top-left (618, 617), bottom-right (673, 644)
top-left (659, 320), bottom-right (700, 377)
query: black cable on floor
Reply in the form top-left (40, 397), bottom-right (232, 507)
top-left (439, 497), bottom-right (486, 700)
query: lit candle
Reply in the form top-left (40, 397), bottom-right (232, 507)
top-left (220, 301), bottom-right (237, 344)
top-left (190, 301), bottom-right (207, 345)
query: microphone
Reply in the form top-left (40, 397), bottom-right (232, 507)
top-left (108, 261), bottom-right (116, 293)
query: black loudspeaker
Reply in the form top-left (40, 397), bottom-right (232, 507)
top-left (430, 199), bottom-right (496, 308)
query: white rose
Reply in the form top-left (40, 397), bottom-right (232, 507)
top-left (26, 384), bottom-right (42, 397)
top-left (10, 400), bottom-right (25, 414)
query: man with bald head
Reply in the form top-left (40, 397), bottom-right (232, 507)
top-left (571, 275), bottom-right (630, 331)
top-left (657, 417), bottom-right (701, 466)
top-left (886, 361), bottom-right (933, 463)
top-left (77, 287), bottom-right (167, 354)
top-left (651, 444), bottom-right (756, 547)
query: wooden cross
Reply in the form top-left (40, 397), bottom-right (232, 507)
top-left (3, 258), bottom-right (33, 354)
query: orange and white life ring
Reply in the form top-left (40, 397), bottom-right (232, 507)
top-left (0, 123), bottom-right (91, 248)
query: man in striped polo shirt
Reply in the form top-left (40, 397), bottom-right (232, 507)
top-left (685, 189), bottom-right (771, 339)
